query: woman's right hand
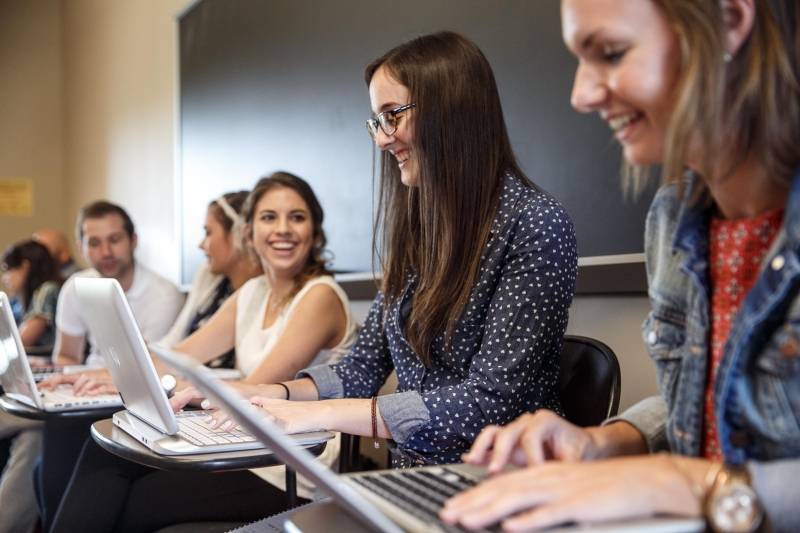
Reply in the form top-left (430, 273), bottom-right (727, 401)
top-left (169, 386), bottom-right (207, 412)
top-left (463, 410), bottom-right (607, 473)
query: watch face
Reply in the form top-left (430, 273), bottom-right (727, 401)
top-left (710, 484), bottom-right (763, 533)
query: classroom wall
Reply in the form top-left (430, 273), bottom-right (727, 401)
top-left (0, 0), bottom-right (65, 250)
top-left (61, 0), bottom-right (191, 281)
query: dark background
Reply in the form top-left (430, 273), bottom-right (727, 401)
top-left (178, 0), bottom-right (656, 286)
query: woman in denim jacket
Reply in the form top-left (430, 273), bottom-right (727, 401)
top-left (235, 32), bottom-right (578, 468)
top-left (442, 1), bottom-right (800, 532)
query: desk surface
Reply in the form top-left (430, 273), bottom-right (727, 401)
top-left (0, 394), bottom-right (119, 421)
top-left (90, 418), bottom-right (327, 473)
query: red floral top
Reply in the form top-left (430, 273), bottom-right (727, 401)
top-left (704, 207), bottom-right (784, 459)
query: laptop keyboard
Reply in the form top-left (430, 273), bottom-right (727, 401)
top-left (42, 388), bottom-right (120, 409)
top-left (351, 466), bottom-right (499, 532)
top-left (176, 410), bottom-right (258, 447)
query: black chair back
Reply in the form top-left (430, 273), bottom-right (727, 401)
top-left (558, 334), bottom-right (621, 427)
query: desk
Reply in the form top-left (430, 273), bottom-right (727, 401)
top-left (0, 394), bottom-right (121, 530)
top-left (91, 418), bottom-right (328, 507)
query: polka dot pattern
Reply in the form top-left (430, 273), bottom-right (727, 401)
top-left (314, 175), bottom-right (577, 465)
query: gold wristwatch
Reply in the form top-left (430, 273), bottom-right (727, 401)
top-left (705, 464), bottom-right (764, 533)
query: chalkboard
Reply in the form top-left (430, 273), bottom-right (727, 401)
top-left (178, 0), bottom-right (657, 286)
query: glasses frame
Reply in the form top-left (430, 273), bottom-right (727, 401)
top-left (365, 103), bottom-right (416, 139)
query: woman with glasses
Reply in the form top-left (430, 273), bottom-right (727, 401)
top-left (240, 31), bottom-right (578, 469)
top-left (441, 1), bottom-right (800, 531)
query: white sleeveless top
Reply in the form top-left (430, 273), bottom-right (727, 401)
top-left (234, 274), bottom-right (357, 499)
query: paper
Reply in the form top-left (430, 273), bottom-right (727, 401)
top-left (0, 178), bottom-right (33, 216)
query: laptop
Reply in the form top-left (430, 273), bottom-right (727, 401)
top-left (155, 345), bottom-right (705, 533)
top-left (0, 292), bottom-right (122, 411)
top-left (73, 277), bottom-right (333, 456)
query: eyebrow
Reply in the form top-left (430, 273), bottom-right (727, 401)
top-left (580, 30), bottom-right (600, 51)
top-left (377, 101), bottom-right (403, 113)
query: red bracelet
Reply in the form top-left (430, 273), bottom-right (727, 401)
top-left (371, 396), bottom-right (380, 449)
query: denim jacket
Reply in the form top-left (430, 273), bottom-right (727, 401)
top-left (301, 175), bottom-right (577, 466)
top-left (617, 171), bottom-right (800, 531)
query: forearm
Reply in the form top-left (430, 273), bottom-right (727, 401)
top-left (19, 317), bottom-right (48, 347)
top-left (316, 398), bottom-right (392, 438)
top-left (587, 421), bottom-right (649, 459)
top-left (249, 377), bottom-right (320, 402)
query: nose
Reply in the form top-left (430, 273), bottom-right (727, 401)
top-left (99, 241), bottom-right (113, 257)
top-left (276, 216), bottom-right (290, 234)
top-left (198, 235), bottom-right (208, 251)
top-left (373, 127), bottom-right (395, 151)
top-left (570, 62), bottom-right (608, 113)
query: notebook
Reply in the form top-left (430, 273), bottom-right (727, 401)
top-left (0, 291), bottom-right (122, 411)
top-left (155, 345), bottom-right (704, 533)
top-left (73, 277), bottom-right (332, 456)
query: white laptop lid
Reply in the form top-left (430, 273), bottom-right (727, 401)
top-left (0, 292), bottom-right (42, 409)
top-left (73, 277), bottom-right (179, 435)
top-left (153, 344), bottom-right (403, 533)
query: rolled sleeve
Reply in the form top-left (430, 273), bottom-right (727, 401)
top-left (297, 364), bottom-right (345, 399)
top-left (605, 396), bottom-right (670, 453)
top-left (377, 391), bottom-right (431, 444)
top-left (748, 459), bottom-right (800, 532)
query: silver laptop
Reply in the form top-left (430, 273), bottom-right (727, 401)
top-left (0, 291), bottom-right (122, 412)
top-left (73, 277), bottom-right (332, 456)
top-left (155, 345), bottom-right (704, 533)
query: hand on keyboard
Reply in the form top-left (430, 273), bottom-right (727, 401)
top-left (169, 386), bottom-right (206, 412)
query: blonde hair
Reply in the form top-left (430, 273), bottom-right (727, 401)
top-left (628, 0), bottom-right (800, 197)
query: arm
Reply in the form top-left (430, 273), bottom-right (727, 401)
top-left (19, 317), bottom-right (48, 347)
top-left (52, 331), bottom-right (86, 366)
top-left (243, 283), bottom-right (347, 385)
top-left (384, 200), bottom-right (578, 453)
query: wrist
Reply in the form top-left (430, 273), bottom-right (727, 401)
top-left (585, 421), bottom-right (647, 459)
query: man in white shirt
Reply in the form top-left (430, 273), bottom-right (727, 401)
top-left (54, 200), bottom-right (184, 366)
top-left (0, 201), bottom-right (184, 533)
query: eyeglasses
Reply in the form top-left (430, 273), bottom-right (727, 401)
top-left (365, 103), bottom-right (416, 139)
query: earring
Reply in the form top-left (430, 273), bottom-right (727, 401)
top-left (723, 52), bottom-right (733, 63)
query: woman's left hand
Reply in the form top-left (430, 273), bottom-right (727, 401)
top-left (440, 454), bottom-right (710, 531)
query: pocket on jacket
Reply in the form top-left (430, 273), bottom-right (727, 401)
top-left (642, 311), bottom-right (686, 402)
top-left (753, 325), bottom-right (800, 441)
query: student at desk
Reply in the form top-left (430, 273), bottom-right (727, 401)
top-left (50, 172), bottom-right (356, 532)
top-left (0, 240), bottom-right (63, 533)
top-left (236, 32), bottom-right (577, 468)
top-left (441, 1), bottom-right (800, 532)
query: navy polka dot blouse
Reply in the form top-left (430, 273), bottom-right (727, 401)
top-left (301, 175), bottom-right (577, 466)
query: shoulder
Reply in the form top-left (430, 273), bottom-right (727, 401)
top-left (294, 276), bottom-right (347, 310)
top-left (35, 281), bottom-right (61, 299)
top-left (137, 264), bottom-right (182, 297)
top-left (60, 268), bottom-right (97, 296)
top-left (498, 175), bottom-right (576, 242)
top-left (239, 276), bottom-right (267, 301)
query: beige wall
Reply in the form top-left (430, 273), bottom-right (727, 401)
top-left (62, 0), bottom-right (192, 281)
top-left (0, 0), bottom-right (64, 251)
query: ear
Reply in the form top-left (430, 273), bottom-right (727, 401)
top-left (130, 233), bottom-right (138, 251)
top-left (722, 0), bottom-right (756, 57)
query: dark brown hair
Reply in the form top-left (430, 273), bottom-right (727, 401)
top-left (1, 240), bottom-right (63, 309)
top-left (242, 171), bottom-right (330, 303)
top-left (365, 31), bottom-right (533, 366)
top-left (75, 200), bottom-right (135, 242)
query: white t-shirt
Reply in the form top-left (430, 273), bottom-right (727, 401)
top-left (56, 264), bottom-right (185, 366)
top-left (234, 274), bottom-right (357, 499)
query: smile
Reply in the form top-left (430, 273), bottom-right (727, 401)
top-left (269, 241), bottom-right (297, 251)
top-left (607, 112), bottom-right (643, 133)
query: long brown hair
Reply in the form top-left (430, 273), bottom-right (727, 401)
top-left (365, 31), bottom-right (532, 366)
top-left (241, 171), bottom-right (330, 305)
top-left (633, 0), bottom-right (800, 194)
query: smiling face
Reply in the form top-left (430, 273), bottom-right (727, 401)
top-left (199, 207), bottom-right (238, 276)
top-left (250, 186), bottom-right (314, 280)
top-left (562, 0), bottom-right (680, 166)
top-left (368, 65), bottom-right (419, 187)
top-left (80, 214), bottom-right (136, 280)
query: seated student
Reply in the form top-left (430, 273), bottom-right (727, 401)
top-left (33, 228), bottom-right (80, 279)
top-left (31, 200), bottom-right (185, 526)
top-left (441, 1), bottom-right (800, 532)
top-left (231, 32), bottom-right (577, 469)
top-left (50, 172), bottom-right (357, 533)
top-left (158, 190), bottom-right (262, 368)
top-left (1, 240), bottom-right (63, 349)
top-left (52, 200), bottom-right (184, 367)
top-left (0, 240), bottom-right (64, 533)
